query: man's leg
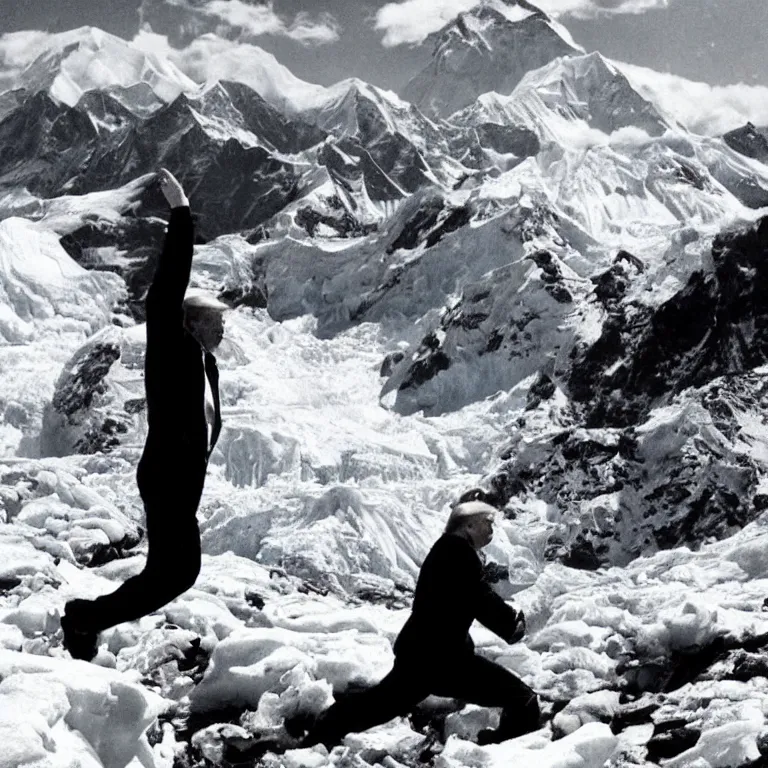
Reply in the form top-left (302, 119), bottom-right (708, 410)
top-left (431, 655), bottom-right (540, 743)
top-left (63, 489), bottom-right (202, 659)
top-left (77, 514), bottom-right (201, 630)
top-left (303, 662), bottom-right (429, 748)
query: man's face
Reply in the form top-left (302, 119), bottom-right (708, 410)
top-left (184, 307), bottom-right (225, 351)
top-left (467, 514), bottom-right (494, 548)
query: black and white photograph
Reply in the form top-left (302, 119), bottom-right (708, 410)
top-left (0, 0), bottom-right (767, 766)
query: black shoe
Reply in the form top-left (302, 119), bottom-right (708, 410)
top-left (477, 728), bottom-right (500, 746)
top-left (61, 609), bottom-right (99, 662)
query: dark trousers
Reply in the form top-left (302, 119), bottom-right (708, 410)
top-left (73, 440), bottom-right (206, 633)
top-left (306, 653), bottom-right (540, 745)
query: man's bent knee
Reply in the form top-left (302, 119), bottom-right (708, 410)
top-left (147, 546), bottom-right (200, 599)
top-left (172, 553), bottom-right (201, 593)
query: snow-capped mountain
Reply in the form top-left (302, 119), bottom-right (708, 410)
top-left (296, 78), bottom-right (465, 201)
top-left (1, 26), bottom-right (197, 120)
top-left (724, 122), bottom-right (768, 164)
top-left (403, 0), bottom-right (582, 119)
top-left (455, 52), bottom-right (670, 141)
top-left (2, 9), bottom-right (768, 768)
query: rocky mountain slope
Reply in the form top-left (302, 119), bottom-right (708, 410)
top-left (1, 5), bottom-right (768, 768)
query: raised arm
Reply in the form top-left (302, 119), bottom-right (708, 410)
top-left (145, 169), bottom-right (193, 327)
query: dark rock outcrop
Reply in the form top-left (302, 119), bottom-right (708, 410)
top-left (646, 721), bottom-right (701, 762)
top-left (474, 123), bottom-right (540, 156)
top-left (40, 329), bottom-right (137, 457)
top-left (570, 216), bottom-right (768, 428)
top-left (387, 198), bottom-right (471, 254)
top-left (724, 122), bottom-right (768, 164)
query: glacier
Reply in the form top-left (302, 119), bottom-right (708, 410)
top-left (0, 2), bottom-right (768, 767)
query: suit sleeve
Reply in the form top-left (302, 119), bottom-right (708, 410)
top-left (145, 206), bottom-right (194, 331)
top-left (422, 537), bottom-right (484, 617)
top-left (474, 577), bottom-right (520, 643)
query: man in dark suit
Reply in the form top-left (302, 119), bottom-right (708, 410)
top-left (61, 169), bottom-right (226, 661)
top-left (302, 501), bottom-right (541, 747)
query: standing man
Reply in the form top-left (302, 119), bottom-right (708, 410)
top-left (61, 169), bottom-right (227, 661)
top-left (302, 500), bottom-right (541, 747)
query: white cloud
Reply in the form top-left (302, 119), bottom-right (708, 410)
top-left (163, 0), bottom-right (340, 46)
top-left (618, 62), bottom-right (768, 135)
top-left (373, 0), bottom-right (671, 47)
top-left (0, 30), bottom-right (56, 90)
top-left (538, 0), bottom-right (669, 19)
top-left (132, 31), bottom-right (329, 113)
top-left (285, 12), bottom-right (341, 44)
top-left (375, 0), bottom-right (479, 47)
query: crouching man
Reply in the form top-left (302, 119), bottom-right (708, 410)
top-left (302, 500), bottom-right (541, 747)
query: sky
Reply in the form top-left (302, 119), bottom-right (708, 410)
top-left (0, 0), bottom-right (765, 93)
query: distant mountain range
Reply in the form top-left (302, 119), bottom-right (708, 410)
top-left (1, 0), bottom-right (768, 567)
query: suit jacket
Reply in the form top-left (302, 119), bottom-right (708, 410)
top-left (143, 207), bottom-right (221, 461)
top-left (394, 534), bottom-right (519, 662)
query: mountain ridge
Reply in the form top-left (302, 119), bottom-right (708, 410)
top-left (402, 0), bottom-right (582, 119)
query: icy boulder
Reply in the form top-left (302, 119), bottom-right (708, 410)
top-left (0, 649), bottom-right (166, 768)
top-left (190, 625), bottom-right (392, 713)
top-left (0, 460), bottom-right (141, 567)
top-left (552, 690), bottom-right (620, 737)
top-left (438, 721), bottom-right (617, 768)
top-left (662, 718), bottom-right (763, 768)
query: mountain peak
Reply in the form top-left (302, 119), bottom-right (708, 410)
top-left (11, 26), bottom-right (197, 109)
top-left (402, 0), bottom-right (582, 119)
top-left (513, 51), bottom-right (670, 137)
top-left (453, 50), bottom-right (669, 146)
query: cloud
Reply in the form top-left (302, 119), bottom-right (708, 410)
top-left (618, 62), bottom-right (768, 135)
top-left (143, 0), bottom-right (340, 46)
top-left (375, 0), bottom-right (479, 47)
top-left (0, 30), bottom-right (56, 90)
top-left (204, 1), bottom-right (340, 44)
top-left (131, 31), bottom-right (328, 112)
top-left (373, 0), bottom-right (671, 47)
top-left (538, 0), bottom-right (669, 19)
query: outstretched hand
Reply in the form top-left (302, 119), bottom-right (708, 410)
top-left (157, 168), bottom-right (189, 208)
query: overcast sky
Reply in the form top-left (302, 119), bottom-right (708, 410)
top-left (0, 0), bottom-right (765, 93)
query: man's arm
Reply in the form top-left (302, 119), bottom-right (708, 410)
top-left (145, 169), bottom-right (193, 329)
top-left (475, 581), bottom-right (525, 644)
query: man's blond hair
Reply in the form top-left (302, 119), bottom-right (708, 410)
top-left (182, 289), bottom-right (229, 314)
top-left (445, 500), bottom-right (497, 534)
